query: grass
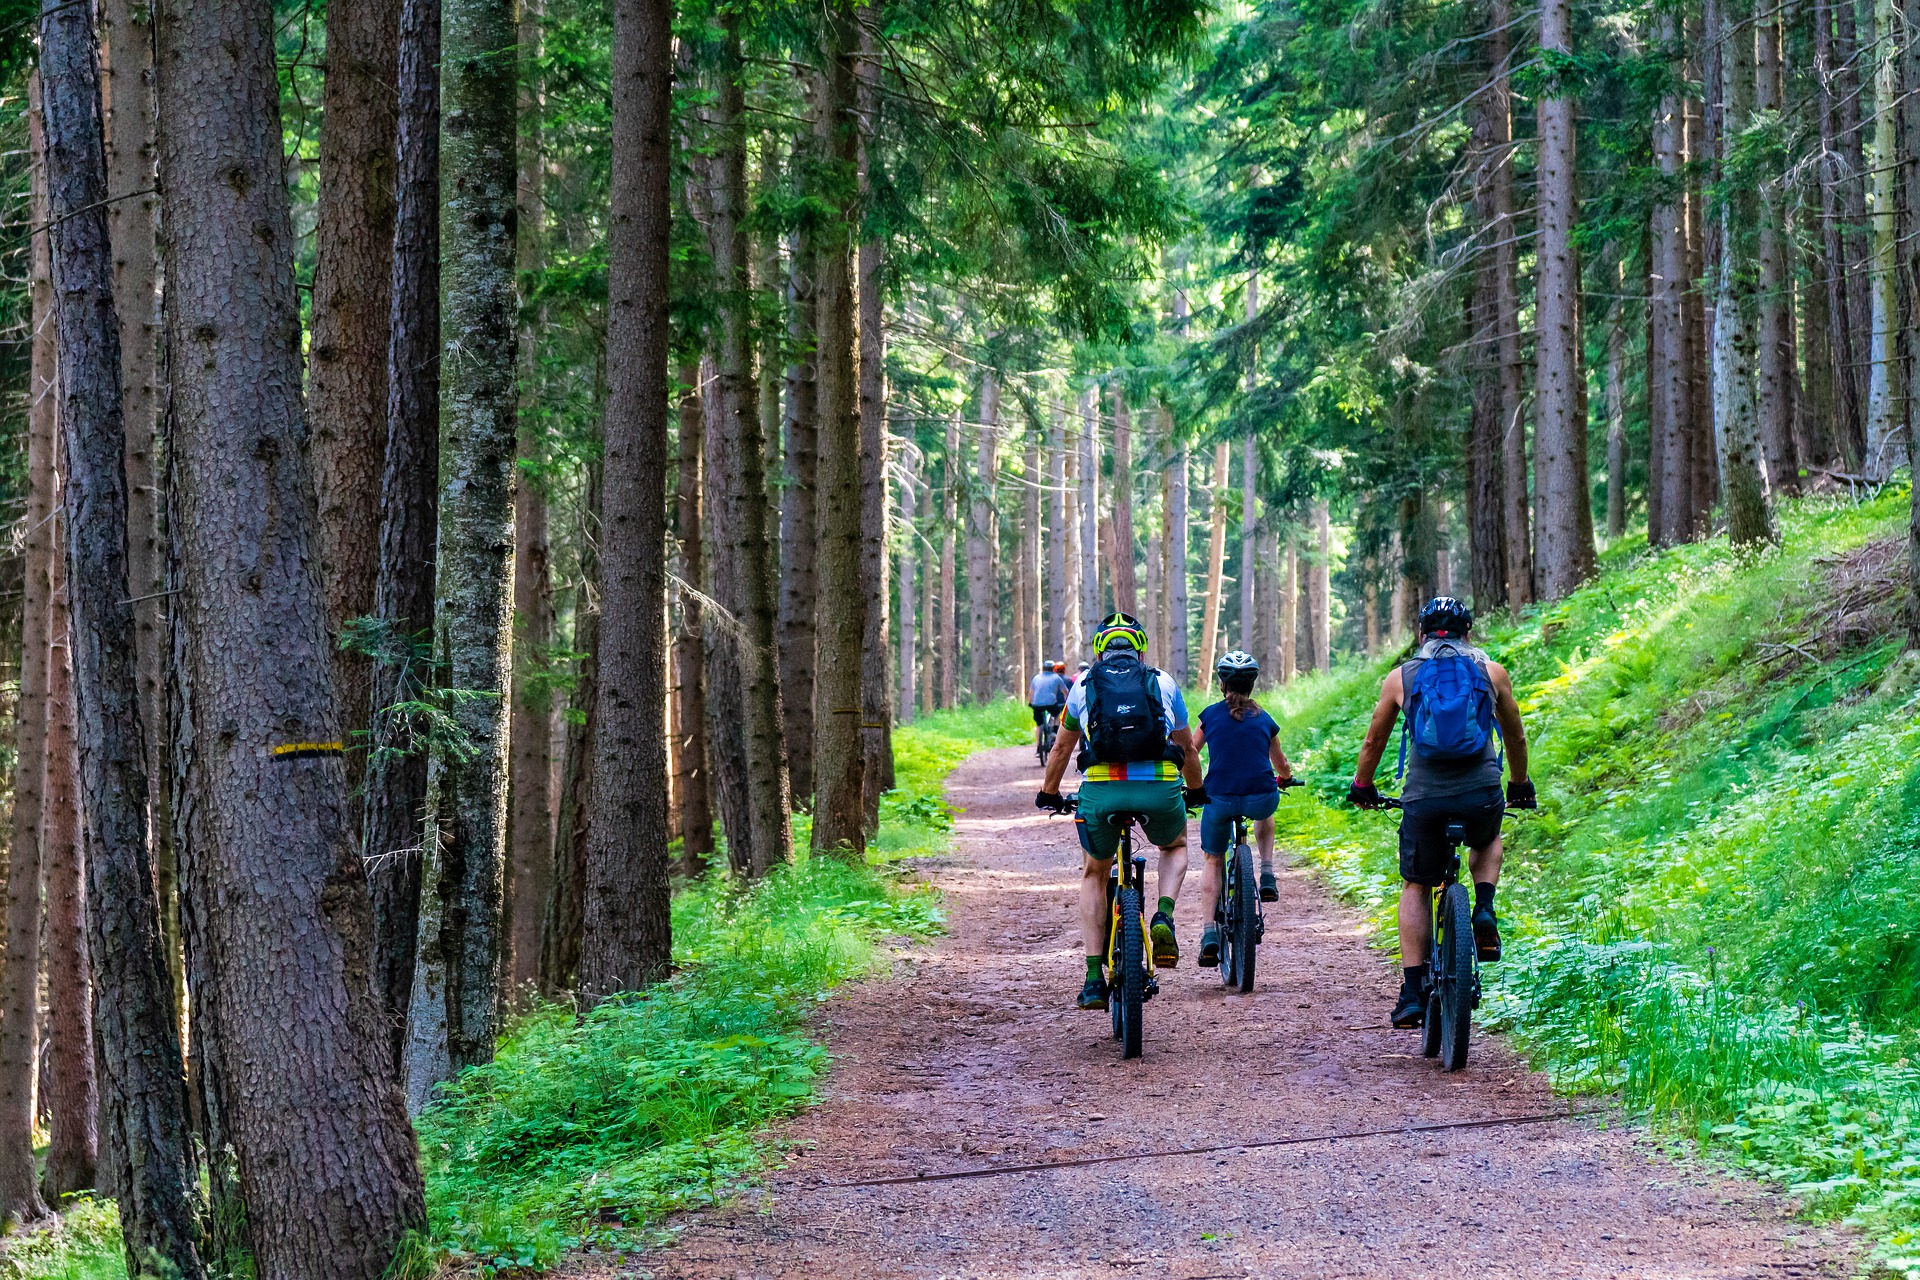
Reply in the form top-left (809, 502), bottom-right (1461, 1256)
top-left (0, 1198), bottom-right (119, 1280)
top-left (1262, 488), bottom-right (1920, 1275)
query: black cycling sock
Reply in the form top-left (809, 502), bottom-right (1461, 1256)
top-left (1475, 882), bottom-right (1497, 913)
top-left (1086, 956), bottom-right (1105, 982)
top-left (1157, 896), bottom-right (1175, 917)
top-left (1402, 964), bottom-right (1429, 990)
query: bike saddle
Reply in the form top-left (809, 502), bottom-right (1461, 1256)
top-left (1445, 821), bottom-right (1467, 845)
top-left (1106, 810), bottom-right (1152, 829)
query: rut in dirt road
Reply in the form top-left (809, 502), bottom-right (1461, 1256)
top-left (602, 747), bottom-right (1855, 1280)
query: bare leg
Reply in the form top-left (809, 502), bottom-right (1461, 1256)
top-left (1196, 853), bottom-right (1224, 919)
top-left (1154, 838), bottom-right (1189, 906)
top-left (1254, 815), bottom-right (1276, 867)
top-left (1397, 880), bottom-right (1432, 967)
top-left (1080, 856), bottom-right (1114, 965)
top-left (1467, 834), bottom-right (1504, 886)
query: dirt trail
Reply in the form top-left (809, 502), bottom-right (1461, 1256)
top-left (610, 747), bottom-right (1855, 1279)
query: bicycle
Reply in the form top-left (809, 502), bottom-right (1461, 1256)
top-left (1061, 795), bottom-right (1156, 1059)
top-left (1214, 779), bottom-right (1303, 994)
top-left (1377, 797), bottom-right (1487, 1071)
top-left (1036, 709), bottom-right (1060, 764)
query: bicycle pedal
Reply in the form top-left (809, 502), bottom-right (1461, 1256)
top-left (1144, 977), bottom-right (1160, 1000)
top-left (1254, 919), bottom-right (1266, 944)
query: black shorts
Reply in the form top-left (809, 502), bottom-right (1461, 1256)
top-left (1398, 786), bottom-right (1504, 886)
top-left (1031, 703), bottom-right (1063, 726)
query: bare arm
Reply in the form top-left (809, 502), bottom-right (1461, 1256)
top-left (1351, 667), bottom-right (1404, 788)
top-left (1486, 662), bottom-right (1529, 783)
top-left (1041, 728), bottom-right (1080, 794)
top-left (1170, 726), bottom-right (1203, 788)
top-left (1269, 733), bottom-right (1295, 783)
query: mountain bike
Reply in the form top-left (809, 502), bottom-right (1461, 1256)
top-left (1214, 779), bottom-right (1303, 994)
top-left (1063, 795), bottom-right (1156, 1059)
top-left (1380, 797), bottom-right (1482, 1071)
top-left (1036, 709), bottom-right (1060, 764)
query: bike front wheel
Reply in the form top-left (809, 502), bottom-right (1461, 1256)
top-left (1228, 841), bottom-right (1258, 993)
top-left (1436, 882), bottom-right (1475, 1070)
top-left (1113, 885), bottom-right (1146, 1059)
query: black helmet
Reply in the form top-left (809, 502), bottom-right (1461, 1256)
top-left (1419, 595), bottom-right (1473, 637)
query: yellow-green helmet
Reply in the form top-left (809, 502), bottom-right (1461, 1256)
top-left (1092, 611), bottom-right (1148, 657)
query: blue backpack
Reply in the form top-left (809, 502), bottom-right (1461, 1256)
top-left (1397, 641), bottom-right (1500, 777)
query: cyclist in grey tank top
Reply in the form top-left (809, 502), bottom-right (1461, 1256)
top-left (1344, 598), bottom-right (1537, 1030)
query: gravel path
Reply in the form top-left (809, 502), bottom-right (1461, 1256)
top-left (596, 746), bottom-right (1856, 1279)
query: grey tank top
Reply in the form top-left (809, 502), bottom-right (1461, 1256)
top-left (1398, 639), bottom-right (1503, 802)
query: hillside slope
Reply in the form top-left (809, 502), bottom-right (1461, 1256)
top-left (1267, 492), bottom-right (1920, 1275)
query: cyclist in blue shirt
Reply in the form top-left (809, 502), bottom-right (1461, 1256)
top-left (1189, 651), bottom-right (1296, 967)
top-left (1028, 662), bottom-right (1070, 752)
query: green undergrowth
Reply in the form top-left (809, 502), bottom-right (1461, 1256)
top-left (1267, 490), bottom-right (1920, 1274)
top-left (0, 1197), bottom-right (120, 1280)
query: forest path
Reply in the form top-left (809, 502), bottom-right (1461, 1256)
top-left (611, 746), bottom-right (1855, 1279)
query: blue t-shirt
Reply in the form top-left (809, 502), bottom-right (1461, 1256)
top-left (1199, 701), bottom-right (1280, 796)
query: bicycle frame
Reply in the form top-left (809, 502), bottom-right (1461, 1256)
top-left (1105, 818), bottom-right (1152, 980)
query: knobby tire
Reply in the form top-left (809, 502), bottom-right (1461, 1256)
top-left (1230, 841), bottom-right (1258, 994)
top-left (1115, 885), bottom-right (1146, 1059)
top-left (1439, 883), bottom-right (1475, 1070)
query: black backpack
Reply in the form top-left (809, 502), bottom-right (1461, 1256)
top-left (1077, 652), bottom-right (1171, 766)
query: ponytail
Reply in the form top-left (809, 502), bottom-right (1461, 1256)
top-left (1219, 671), bottom-right (1260, 721)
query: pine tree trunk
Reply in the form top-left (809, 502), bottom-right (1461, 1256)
top-left (1714, 0), bottom-right (1776, 544)
top-left (1109, 385), bottom-right (1138, 615)
top-left (0, 103), bottom-right (54, 1226)
top-left (1752, 12), bottom-right (1799, 493)
top-left (778, 226), bottom-right (818, 800)
top-left (938, 414), bottom-right (958, 709)
top-left (409, 0), bottom-right (519, 1095)
top-left (507, 0), bottom-right (552, 1004)
top-left (812, 0), bottom-right (869, 856)
top-left (153, 0), bottom-right (427, 1268)
top-left (898, 449), bottom-right (918, 724)
top-left (855, 22), bottom-right (892, 827)
top-left (1165, 411), bottom-right (1189, 685)
top-left (1607, 286), bottom-right (1628, 539)
top-left (1834, 0), bottom-right (1875, 469)
top-left (1652, 16), bottom-right (1697, 546)
top-left (581, 0), bottom-right (673, 998)
top-left (1802, 235), bottom-right (1839, 470)
top-left (1688, 68), bottom-right (1719, 528)
top-left (1239, 436), bottom-right (1257, 651)
top-left (1199, 443), bottom-right (1229, 679)
top-left (1022, 436), bottom-right (1043, 670)
top-left (967, 375), bottom-right (1001, 703)
top-left (42, 539), bottom-right (96, 1200)
top-left (100, 0), bottom-right (179, 1040)
top-left (1488, 0), bottom-right (1532, 605)
top-left (1465, 183), bottom-right (1506, 608)
top-left (544, 466), bottom-right (600, 987)
top-left (1310, 499), bottom-right (1332, 671)
top-left (1077, 387), bottom-right (1101, 644)
top-left (1533, 0), bottom-right (1596, 599)
top-left (1816, 0), bottom-right (1867, 470)
top-left (673, 370), bottom-right (714, 869)
top-left (1280, 537), bottom-right (1298, 682)
top-left (310, 0), bottom-right (398, 817)
top-left (364, 0), bottom-right (440, 1059)
top-left (918, 463), bottom-right (935, 714)
top-left (1047, 405), bottom-right (1070, 663)
top-left (1866, 0), bottom-right (1904, 477)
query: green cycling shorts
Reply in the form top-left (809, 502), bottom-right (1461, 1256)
top-left (1075, 778), bottom-right (1188, 862)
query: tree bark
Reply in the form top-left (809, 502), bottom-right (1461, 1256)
top-left (812, 0), bottom-right (868, 855)
top-left (1109, 384), bottom-right (1138, 615)
top-left (1280, 536), bottom-right (1298, 682)
top-left (153, 0), bottom-right (428, 1270)
top-left (1752, 11), bottom-right (1798, 493)
top-left (1533, 0), bottom-right (1596, 599)
top-left (1239, 435), bottom-right (1257, 651)
top-left (938, 414), bottom-right (958, 709)
top-left (363, 0), bottom-right (440, 1061)
top-left (1714, 0), bottom-right (1776, 544)
top-left (918, 460), bottom-right (934, 714)
top-left (673, 369), bottom-right (714, 869)
top-left (1199, 442), bottom-right (1229, 679)
top-left (855, 21), bottom-right (892, 830)
top-left (1689, 35), bottom-right (1720, 528)
top-left (1164, 410), bottom-right (1189, 684)
top-left (1815, 0), bottom-right (1866, 470)
top-left (0, 98), bottom-right (54, 1226)
top-left (1866, 0), bottom-right (1904, 477)
top-left (1310, 499), bottom-right (1332, 672)
top-left (967, 375), bottom-right (1001, 703)
top-left (1834, 0), bottom-right (1875, 470)
top-left (42, 534), bottom-right (96, 1202)
top-left (1465, 188), bottom-right (1506, 608)
top-left (777, 226), bottom-right (818, 801)
top-left (898, 448), bottom-right (918, 724)
top-left (1485, 0), bottom-right (1531, 605)
top-left (310, 0), bottom-right (399, 816)
top-left (1652, 13), bottom-right (1696, 545)
top-left (1047, 404), bottom-right (1070, 663)
top-left (1077, 387), bottom-right (1101, 644)
top-left (581, 0), bottom-right (673, 998)
top-left (543, 463), bottom-right (599, 989)
top-left (1606, 282), bottom-right (1628, 539)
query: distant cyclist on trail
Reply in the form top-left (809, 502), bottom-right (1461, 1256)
top-left (1035, 612), bottom-right (1206, 1010)
top-left (1189, 651), bottom-right (1297, 968)
top-left (1028, 661), bottom-right (1070, 753)
top-left (1347, 597), bottom-right (1536, 1029)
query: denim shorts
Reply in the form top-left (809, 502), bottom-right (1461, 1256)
top-left (1199, 790), bottom-right (1280, 855)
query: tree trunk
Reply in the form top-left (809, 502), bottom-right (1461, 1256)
top-left (507, 0), bottom-right (552, 1003)
top-left (42, 537), bottom-right (96, 1202)
top-left (1834, 0), bottom-right (1875, 470)
top-left (1652, 16), bottom-right (1696, 545)
top-left (856, 21), bottom-right (892, 830)
top-left (1689, 49), bottom-right (1720, 529)
top-left (363, 0), bottom-right (440, 1061)
top-left (673, 369), bottom-right (714, 869)
top-left (310, 0), bottom-right (398, 817)
top-left (967, 375), bottom-right (1001, 703)
top-left (1164, 411), bottom-right (1189, 685)
top-left (918, 460), bottom-right (934, 714)
top-left (100, 0), bottom-right (178, 1041)
top-left (1021, 436), bottom-right (1043, 674)
top-left (1533, 0), bottom-right (1596, 599)
top-left (408, 0), bottom-right (519, 1096)
top-left (1077, 387), bottom-right (1101, 644)
top-left (1606, 284), bottom-right (1628, 539)
top-left (1486, 0), bottom-right (1531, 605)
top-left (1714, 0), bottom-right (1776, 544)
top-left (1752, 11), bottom-right (1799, 493)
top-left (1816, 0), bottom-right (1866, 470)
top-left (1280, 537), bottom-right (1298, 682)
top-left (1239, 435), bottom-right (1257, 651)
top-left (1109, 384), bottom-right (1137, 615)
top-left (153, 0), bottom-right (427, 1270)
top-left (1199, 442), bottom-right (1229, 679)
top-left (938, 414), bottom-right (958, 709)
top-left (778, 227), bottom-right (818, 801)
top-left (898, 448), bottom-right (918, 724)
top-left (812, 1), bottom-right (869, 856)
top-left (1866, 0), bottom-right (1904, 477)
top-left (1465, 187), bottom-right (1506, 609)
top-left (1310, 499), bottom-right (1332, 671)
top-left (1802, 235), bottom-right (1839, 471)
top-left (544, 464), bottom-right (599, 989)
top-left (0, 101), bottom-right (54, 1226)
top-left (1047, 404), bottom-right (1070, 663)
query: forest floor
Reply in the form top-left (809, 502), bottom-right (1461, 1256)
top-left (582, 745), bottom-right (1859, 1280)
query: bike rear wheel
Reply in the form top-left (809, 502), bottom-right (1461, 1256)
top-left (1228, 841), bottom-right (1258, 993)
top-left (1437, 882), bottom-right (1475, 1070)
top-left (1114, 885), bottom-right (1146, 1059)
